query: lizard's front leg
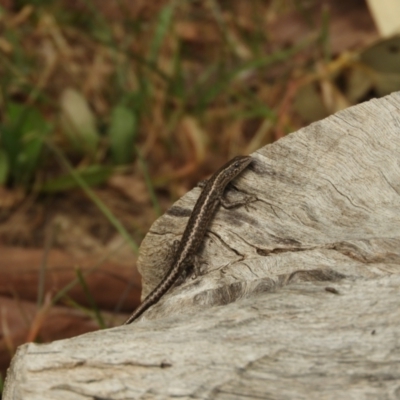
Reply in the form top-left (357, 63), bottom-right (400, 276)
top-left (220, 191), bottom-right (257, 211)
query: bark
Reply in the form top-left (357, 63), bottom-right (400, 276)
top-left (4, 92), bottom-right (400, 399)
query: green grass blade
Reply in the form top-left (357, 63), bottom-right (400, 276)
top-left (0, 149), bottom-right (9, 184)
top-left (40, 165), bottom-right (114, 193)
top-left (194, 39), bottom-right (312, 113)
top-left (75, 267), bottom-right (106, 328)
top-left (148, 1), bottom-right (176, 64)
top-left (46, 141), bottom-right (139, 253)
top-left (136, 149), bottom-right (161, 217)
top-left (51, 240), bottom-right (129, 305)
top-left (319, 8), bottom-right (331, 62)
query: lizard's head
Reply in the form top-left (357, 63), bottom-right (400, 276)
top-left (217, 155), bottom-right (252, 187)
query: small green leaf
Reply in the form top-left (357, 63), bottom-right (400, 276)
top-left (108, 104), bottom-right (137, 165)
top-left (1, 102), bottom-right (51, 185)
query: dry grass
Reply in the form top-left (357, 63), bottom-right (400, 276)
top-left (0, 0), bottom-right (325, 251)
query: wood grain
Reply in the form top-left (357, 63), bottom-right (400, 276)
top-left (5, 92), bottom-right (400, 399)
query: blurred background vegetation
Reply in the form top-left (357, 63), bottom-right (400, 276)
top-left (2, 0), bottom-right (400, 391)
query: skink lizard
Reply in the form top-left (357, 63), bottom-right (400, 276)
top-left (124, 155), bottom-right (254, 324)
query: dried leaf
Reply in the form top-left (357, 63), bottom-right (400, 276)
top-left (60, 88), bottom-right (99, 158)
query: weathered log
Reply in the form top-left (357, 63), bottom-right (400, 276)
top-left (4, 92), bottom-right (400, 399)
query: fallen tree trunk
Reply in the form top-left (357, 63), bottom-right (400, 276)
top-left (4, 92), bottom-right (400, 399)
